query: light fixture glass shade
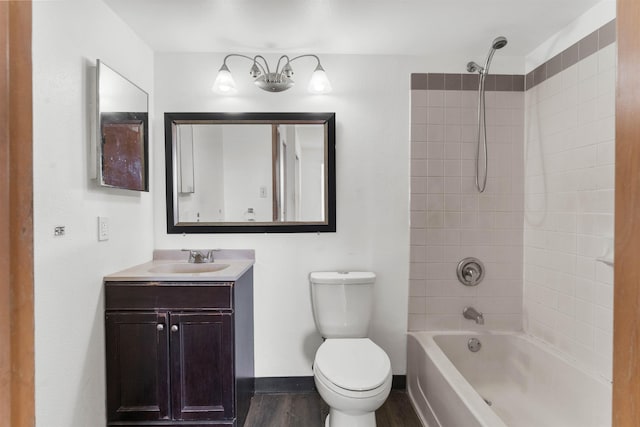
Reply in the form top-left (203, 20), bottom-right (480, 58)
top-left (212, 64), bottom-right (237, 94)
top-left (307, 65), bottom-right (332, 94)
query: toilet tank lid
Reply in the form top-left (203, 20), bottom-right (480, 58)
top-left (310, 271), bottom-right (376, 284)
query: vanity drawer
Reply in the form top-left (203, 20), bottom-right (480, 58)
top-left (105, 282), bottom-right (233, 311)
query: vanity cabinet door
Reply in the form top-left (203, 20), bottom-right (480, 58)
top-left (105, 311), bottom-right (170, 422)
top-left (169, 312), bottom-right (234, 421)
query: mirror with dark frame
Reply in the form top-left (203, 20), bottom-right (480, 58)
top-left (96, 60), bottom-right (149, 191)
top-left (164, 112), bottom-right (336, 233)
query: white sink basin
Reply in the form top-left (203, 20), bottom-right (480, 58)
top-left (148, 263), bottom-right (230, 274)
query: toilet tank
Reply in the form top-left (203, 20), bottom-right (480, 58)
top-left (310, 271), bottom-right (376, 338)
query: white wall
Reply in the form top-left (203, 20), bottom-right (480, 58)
top-left (153, 47), bottom-right (521, 377)
top-left (155, 54), bottom-right (417, 376)
top-left (33, 1), bottom-right (155, 426)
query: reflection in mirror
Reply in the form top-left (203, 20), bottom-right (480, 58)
top-left (276, 124), bottom-right (326, 223)
top-left (97, 60), bottom-right (149, 191)
top-left (165, 113), bottom-right (335, 233)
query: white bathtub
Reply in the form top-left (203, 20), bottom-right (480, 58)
top-left (407, 331), bottom-right (611, 427)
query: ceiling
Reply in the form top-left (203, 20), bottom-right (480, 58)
top-left (105, 0), bottom-right (606, 57)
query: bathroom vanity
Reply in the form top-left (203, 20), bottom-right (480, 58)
top-left (103, 250), bottom-right (254, 427)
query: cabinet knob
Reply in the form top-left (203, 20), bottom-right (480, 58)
top-left (157, 324), bottom-right (164, 331)
top-left (171, 325), bottom-right (179, 332)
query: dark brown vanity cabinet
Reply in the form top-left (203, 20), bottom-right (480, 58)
top-left (104, 270), bottom-right (254, 427)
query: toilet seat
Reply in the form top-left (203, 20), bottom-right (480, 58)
top-left (315, 364), bottom-right (391, 400)
top-left (314, 338), bottom-right (391, 397)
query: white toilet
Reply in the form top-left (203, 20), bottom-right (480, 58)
top-left (310, 271), bottom-right (392, 427)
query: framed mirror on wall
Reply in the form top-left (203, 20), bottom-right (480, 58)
top-left (96, 60), bottom-right (149, 191)
top-left (164, 112), bottom-right (336, 233)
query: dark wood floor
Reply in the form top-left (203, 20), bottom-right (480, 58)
top-left (244, 391), bottom-right (423, 427)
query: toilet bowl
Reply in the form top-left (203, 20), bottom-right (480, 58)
top-left (310, 271), bottom-right (392, 427)
top-left (313, 338), bottom-right (392, 427)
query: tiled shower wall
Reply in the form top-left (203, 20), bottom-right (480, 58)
top-left (523, 21), bottom-right (616, 381)
top-left (409, 75), bottom-right (525, 331)
top-left (408, 19), bottom-right (616, 381)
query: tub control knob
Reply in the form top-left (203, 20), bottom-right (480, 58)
top-left (464, 267), bottom-right (478, 282)
top-left (457, 257), bottom-right (485, 286)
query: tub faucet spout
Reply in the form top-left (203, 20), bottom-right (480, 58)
top-left (463, 306), bottom-right (484, 325)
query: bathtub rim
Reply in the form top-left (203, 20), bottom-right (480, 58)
top-left (407, 330), bottom-right (612, 427)
top-left (408, 331), bottom-right (507, 427)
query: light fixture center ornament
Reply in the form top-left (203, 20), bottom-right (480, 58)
top-left (254, 73), bottom-right (294, 93)
top-left (212, 54), bottom-right (332, 95)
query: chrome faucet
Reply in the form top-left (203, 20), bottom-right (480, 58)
top-left (182, 249), bottom-right (217, 263)
top-left (463, 306), bottom-right (485, 325)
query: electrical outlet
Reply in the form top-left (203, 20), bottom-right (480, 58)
top-left (54, 226), bottom-right (65, 237)
top-left (98, 216), bottom-right (109, 241)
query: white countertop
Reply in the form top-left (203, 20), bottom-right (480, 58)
top-left (104, 249), bottom-right (255, 282)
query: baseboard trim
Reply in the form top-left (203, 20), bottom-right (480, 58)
top-left (255, 376), bottom-right (316, 393)
top-left (392, 375), bottom-right (406, 390)
top-left (255, 375), bottom-right (407, 394)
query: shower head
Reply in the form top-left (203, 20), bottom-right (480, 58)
top-left (467, 61), bottom-right (484, 73)
top-left (492, 36), bottom-right (508, 50)
top-left (467, 36), bottom-right (507, 74)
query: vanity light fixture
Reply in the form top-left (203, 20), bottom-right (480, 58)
top-left (212, 54), bottom-right (332, 95)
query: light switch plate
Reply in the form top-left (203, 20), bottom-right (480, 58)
top-left (98, 216), bottom-right (109, 241)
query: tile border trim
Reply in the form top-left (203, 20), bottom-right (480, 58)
top-left (410, 19), bottom-right (616, 92)
top-left (411, 73), bottom-right (524, 92)
top-left (525, 19), bottom-right (616, 90)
